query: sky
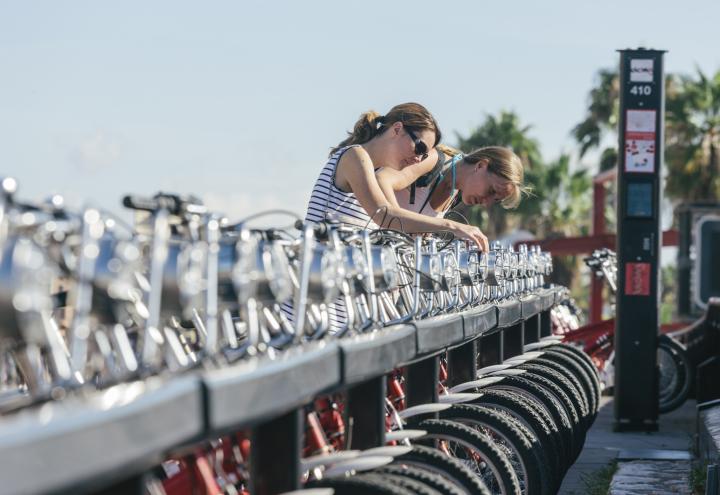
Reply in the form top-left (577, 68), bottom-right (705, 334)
top-left (1, 0), bottom-right (719, 226)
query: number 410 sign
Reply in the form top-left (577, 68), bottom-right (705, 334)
top-left (629, 59), bottom-right (655, 97)
top-left (624, 58), bottom-right (657, 174)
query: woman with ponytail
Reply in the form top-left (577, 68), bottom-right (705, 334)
top-left (305, 102), bottom-right (489, 251)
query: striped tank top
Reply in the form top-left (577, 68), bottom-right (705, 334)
top-left (283, 145), bottom-right (376, 334)
top-left (305, 145), bottom-right (379, 229)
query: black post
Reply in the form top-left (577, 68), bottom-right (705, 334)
top-left (478, 331), bottom-right (502, 368)
top-left (524, 315), bottom-right (540, 344)
top-left (250, 409), bottom-right (302, 495)
top-left (347, 376), bottom-right (387, 449)
top-left (539, 310), bottom-right (552, 338)
top-left (615, 47), bottom-right (665, 431)
top-left (676, 204), bottom-right (693, 317)
top-left (405, 356), bottom-right (439, 407)
top-left (94, 476), bottom-right (145, 495)
top-left (503, 323), bottom-right (524, 360)
top-left (447, 340), bottom-right (477, 387)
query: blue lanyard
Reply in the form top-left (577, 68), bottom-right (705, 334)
top-left (450, 153), bottom-right (463, 198)
top-left (420, 153), bottom-right (463, 214)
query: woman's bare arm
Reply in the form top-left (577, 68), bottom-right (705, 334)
top-left (375, 149), bottom-right (440, 206)
top-left (335, 147), bottom-right (488, 250)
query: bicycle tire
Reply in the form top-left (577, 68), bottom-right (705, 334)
top-left (485, 375), bottom-right (574, 480)
top-left (309, 473), bottom-right (415, 495)
top-left (485, 407), bottom-right (559, 486)
top-left (439, 404), bottom-right (552, 495)
top-left (366, 472), bottom-right (442, 495)
top-left (469, 389), bottom-right (562, 482)
top-left (541, 349), bottom-right (598, 415)
top-left (516, 363), bottom-right (583, 429)
top-left (533, 357), bottom-right (592, 427)
top-left (514, 364), bottom-right (584, 463)
top-left (373, 465), bottom-right (464, 495)
top-left (544, 346), bottom-right (601, 414)
top-left (658, 335), bottom-right (692, 413)
top-left (553, 343), bottom-right (601, 386)
top-left (658, 338), bottom-right (682, 400)
top-left (416, 418), bottom-right (521, 495)
top-left (393, 444), bottom-right (490, 495)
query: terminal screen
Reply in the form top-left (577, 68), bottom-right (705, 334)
top-left (626, 182), bottom-right (653, 218)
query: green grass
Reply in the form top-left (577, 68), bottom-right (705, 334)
top-left (689, 461), bottom-right (707, 495)
top-left (580, 460), bottom-right (618, 495)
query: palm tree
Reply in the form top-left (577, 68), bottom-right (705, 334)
top-left (456, 110), bottom-right (542, 168)
top-left (572, 68), bottom-right (620, 170)
top-left (665, 69), bottom-right (720, 201)
top-left (572, 69), bottom-right (621, 175)
top-left (514, 154), bottom-right (592, 290)
top-left (573, 66), bottom-right (720, 202)
top-left (529, 154), bottom-right (592, 238)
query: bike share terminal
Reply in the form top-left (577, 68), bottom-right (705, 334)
top-left (614, 48), bottom-right (666, 432)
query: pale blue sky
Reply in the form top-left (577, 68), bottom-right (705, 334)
top-left (2, 0), bottom-right (718, 223)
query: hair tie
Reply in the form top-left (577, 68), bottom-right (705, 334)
top-left (375, 115), bottom-right (386, 125)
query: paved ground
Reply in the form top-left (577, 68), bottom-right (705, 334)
top-left (609, 460), bottom-right (692, 494)
top-left (558, 397), bottom-right (697, 494)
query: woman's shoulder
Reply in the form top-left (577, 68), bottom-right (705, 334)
top-left (337, 144), bottom-right (368, 158)
top-left (335, 144), bottom-right (372, 169)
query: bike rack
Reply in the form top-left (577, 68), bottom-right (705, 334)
top-left (0, 375), bottom-right (204, 495)
top-left (203, 341), bottom-right (342, 433)
top-left (0, 285), bottom-right (564, 494)
top-left (342, 324), bottom-right (417, 450)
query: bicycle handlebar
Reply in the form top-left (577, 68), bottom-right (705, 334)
top-left (294, 219), bottom-right (329, 240)
top-left (122, 193), bottom-right (206, 216)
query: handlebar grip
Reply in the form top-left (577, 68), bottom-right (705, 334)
top-left (122, 195), bottom-right (159, 212)
top-left (14, 201), bottom-right (42, 213)
top-left (313, 222), bottom-right (328, 238)
top-left (294, 219), bottom-right (329, 239)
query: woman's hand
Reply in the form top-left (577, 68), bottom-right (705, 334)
top-left (448, 221), bottom-right (489, 252)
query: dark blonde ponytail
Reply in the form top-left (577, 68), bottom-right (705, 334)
top-left (330, 102), bottom-right (441, 156)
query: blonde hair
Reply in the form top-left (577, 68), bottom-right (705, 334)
top-left (462, 147), bottom-right (528, 209)
top-left (436, 143), bottom-right (461, 157)
top-left (330, 102), bottom-right (441, 156)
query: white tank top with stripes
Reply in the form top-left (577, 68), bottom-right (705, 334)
top-left (305, 145), bottom-right (379, 229)
top-left (283, 145), bottom-right (376, 334)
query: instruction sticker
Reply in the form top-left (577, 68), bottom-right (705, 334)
top-left (630, 59), bottom-right (654, 82)
top-left (625, 110), bottom-right (657, 173)
top-left (625, 262), bottom-right (651, 296)
top-left (625, 139), bottom-right (655, 173)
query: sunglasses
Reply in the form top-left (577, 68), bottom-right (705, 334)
top-left (405, 127), bottom-right (429, 160)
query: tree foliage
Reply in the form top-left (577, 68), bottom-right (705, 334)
top-left (515, 154), bottom-right (592, 238)
top-left (455, 111), bottom-right (543, 237)
top-left (572, 66), bottom-right (720, 201)
top-left (665, 69), bottom-right (720, 200)
top-left (572, 69), bottom-right (620, 161)
top-left (456, 111), bottom-right (542, 169)
top-left (455, 111), bottom-right (591, 241)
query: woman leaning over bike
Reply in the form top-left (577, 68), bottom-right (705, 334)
top-left (304, 102), bottom-right (490, 251)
